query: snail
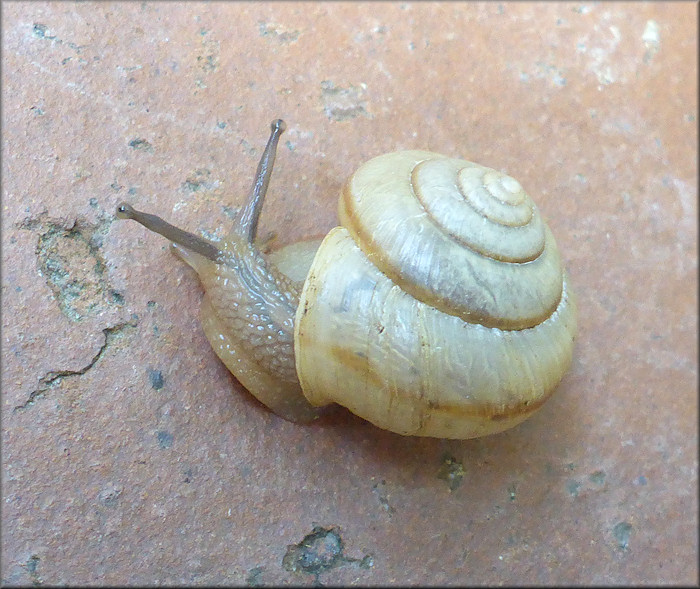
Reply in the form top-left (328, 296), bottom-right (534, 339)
top-left (116, 119), bottom-right (576, 439)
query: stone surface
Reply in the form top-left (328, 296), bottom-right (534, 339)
top-left (2, 2), bottom-right (697, 586)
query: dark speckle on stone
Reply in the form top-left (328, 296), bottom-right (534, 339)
top-left (437, 455), bottom-right (465, 491)
top-left (97, 483), bottom-right (123, 506)
top-left (33, 23), bottom-right (53, 39)
top-left (128, 138), bottom-right (153, 152)
top-left (613, 521), bottom-right (633, 550)
top-left (371, 480), bottom-right (394, 515)
top-left (26, 555), bottom-right (40, 574)
top-left (566, 479), bottom-right (581, 497)
top-left (508, 483), bottom-right (517, 501)
top-left (320, 80), bottom-right (370, 121)
top-left (110, 290), bottom-right (124, 304)
top-left (156, 430), bottom-right (173, 449)
top-left (359, 555), bottom-right (373, 569)
top-left (25, 554), bottom-right (42, 585)
top-left (148, 368), bottom-right (164, 390)
top-left (246, 565), bottom-right (264, 586)
top-left (589, 470), bottom-right (607, 485)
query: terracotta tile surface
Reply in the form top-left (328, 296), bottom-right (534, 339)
top-left (2, 2), bottom-right (697, 585)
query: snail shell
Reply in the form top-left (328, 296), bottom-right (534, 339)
top-left (116, 122), bottom-right (576, 439)
top-left (295, 151), bottom-right (576, 438)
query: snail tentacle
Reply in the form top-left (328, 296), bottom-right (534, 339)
top-left (115, 202), bottom-right (223, 262)
top-left (231, 119), bottom-right (287, 243)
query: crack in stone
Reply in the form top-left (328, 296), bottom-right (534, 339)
top-left (13, 320), bottom-right (137, 413)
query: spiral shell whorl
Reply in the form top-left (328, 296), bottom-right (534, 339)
top-left (339, 151), bottom-right (563, 330)
top-left (419, 161), bottom-right (545, 262)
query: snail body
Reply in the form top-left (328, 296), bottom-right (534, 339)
top-left (117, 120), bottom-right (576, 439)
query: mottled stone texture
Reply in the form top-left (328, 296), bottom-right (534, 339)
top-left (2, 2), bottom-right (697, 586)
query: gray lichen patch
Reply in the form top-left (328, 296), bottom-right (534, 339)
top-left (180, 168), bottom-right (220, 194)
top-left (258, 21), bottom-right (300, 44)
top-left (27, 216), bottom-right (122, 321)
top-left (128, 138), bottom-right (154, 153)
top-left (612, 521), bottom-right (633, 551)
top-left (321, 81), bottom-right (371, 121)
top-left (246, 565), bottom-right (264, 586)
top-left (196, 28), bottom-right (220, 74)
top-left (282, 526), bottom-right (373, 582)
top-left (283, 526), bottom-right (344, 577)
top-left (32, 22), bottom-right (85, 53)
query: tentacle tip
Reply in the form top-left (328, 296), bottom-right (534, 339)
top-left (116, 202), bottom-right (135, 219)
top-left (271, 119), bottom-right (286, 134)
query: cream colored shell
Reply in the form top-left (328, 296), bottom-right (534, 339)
top-left (294, 151), bottom-right (576, 439)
